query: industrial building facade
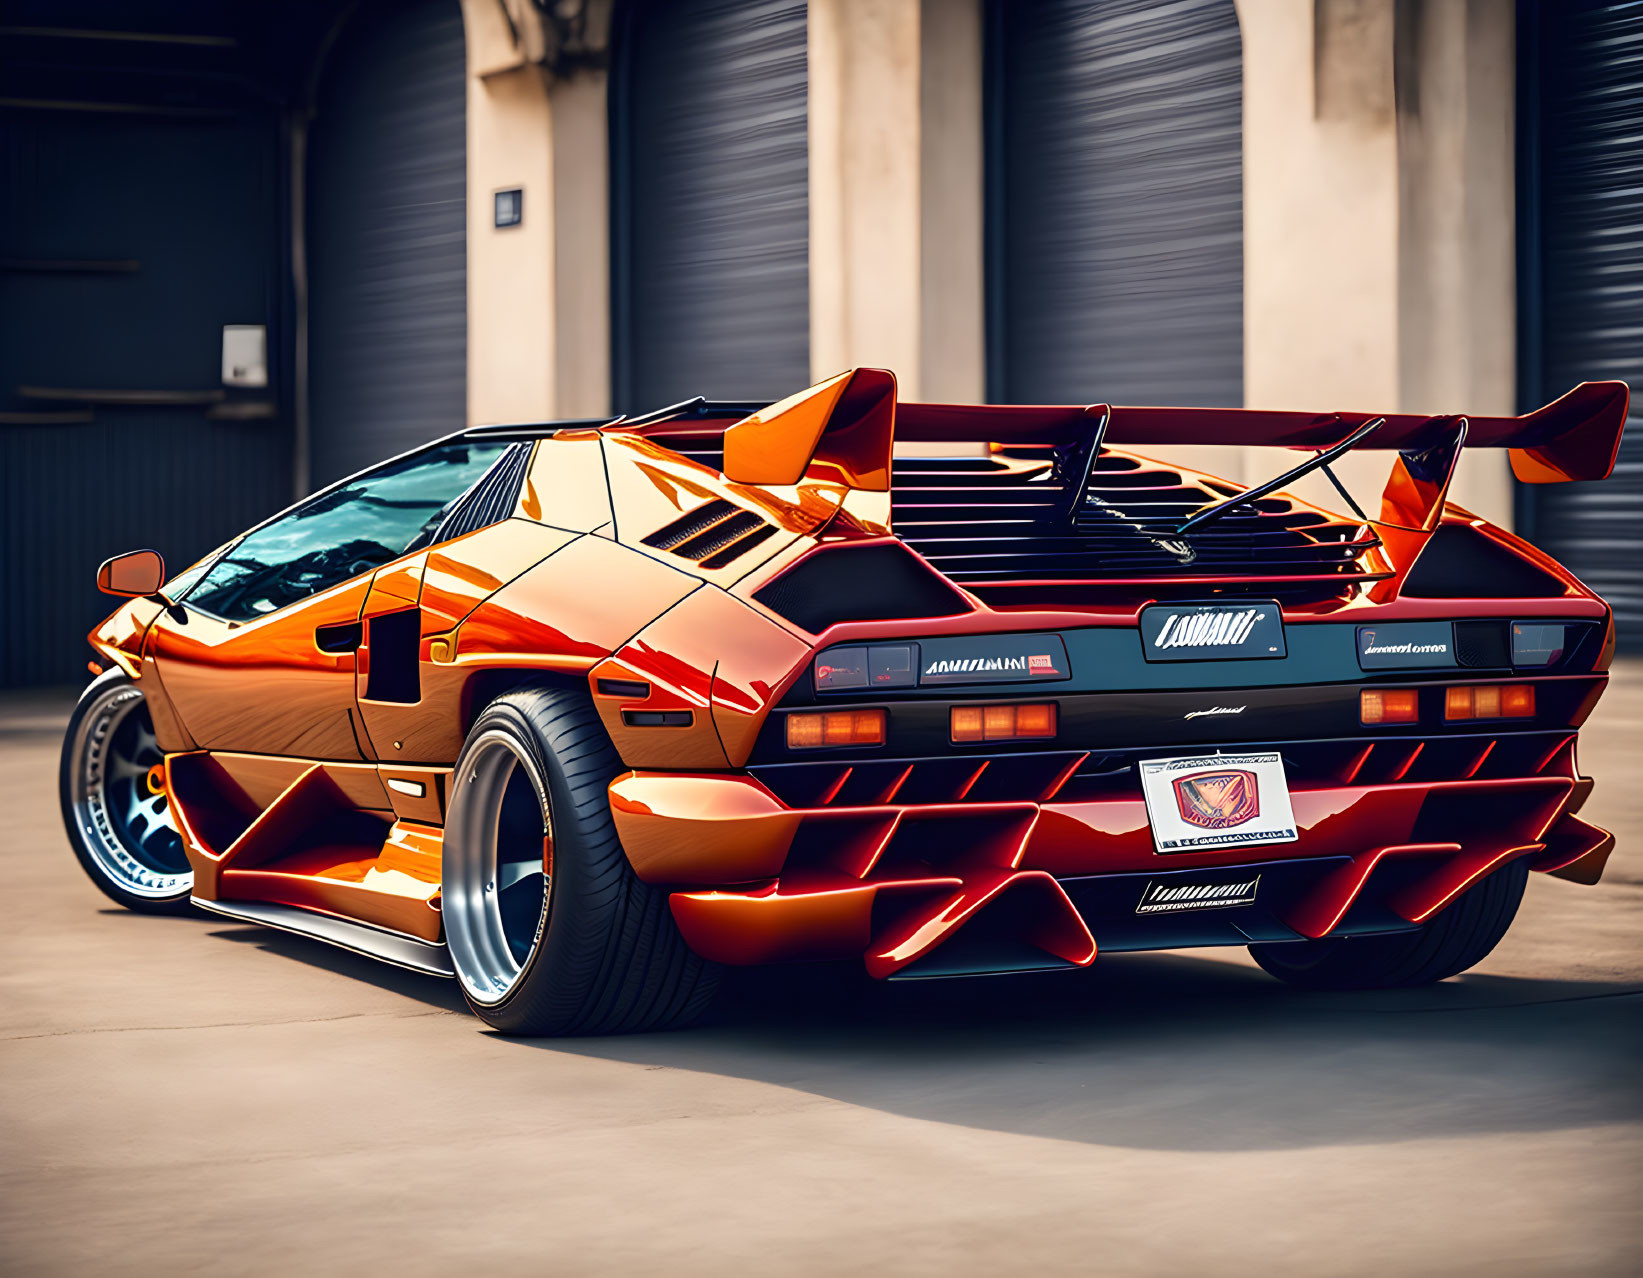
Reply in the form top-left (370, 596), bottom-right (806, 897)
top-left (1, 0), bottom-right (1638, 684)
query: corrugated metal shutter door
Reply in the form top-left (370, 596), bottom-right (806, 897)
top-left (1528, 2), bottom-right (1643, 648)
top-left (308, 0), bottom-right (466, 487)
top-left (991, 0), bottom-right (1243, 407)
top-left (0, 111), bottom-right (290, 687)
top-left (613, 0), bottom-right (809, 411)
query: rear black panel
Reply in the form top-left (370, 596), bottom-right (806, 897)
top-left (753, 543), bottom-right (972, 634)
top-left (1401, 526), bottom-right (1567, 600)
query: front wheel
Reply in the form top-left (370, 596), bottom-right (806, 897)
top-left (1249, 858), bottom-right (1529, 989)
top-left (59, 670), bottom-right (193, 913)
top-left (440, 684), bottom-right (719, 1035)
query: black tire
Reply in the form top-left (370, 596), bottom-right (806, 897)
top-left (441, 684), bottom-right (720, 1035)
top-left (59, 670), bottom-right (194, 914)
top-left (1249, 857), bottom-right (1529, 989)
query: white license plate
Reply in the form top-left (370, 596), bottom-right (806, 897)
top-left (1139, 752), bottom-right (1299, 854)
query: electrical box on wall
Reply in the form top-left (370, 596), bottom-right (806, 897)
top-left (221, 325), bottom-right (267, 387)
top-left (494, 188), bottom-right (523, 228)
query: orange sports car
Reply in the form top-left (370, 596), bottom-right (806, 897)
top-left (62, 368), bottom-right (1625, 1034)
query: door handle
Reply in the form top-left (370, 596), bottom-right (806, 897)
top-left (314, 621), bottom-right (364, 653)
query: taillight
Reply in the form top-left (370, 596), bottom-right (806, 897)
top-left (950, 702), bottom-right (1057, 743)
top-left (786, 709), bottom-right (887, 749)
top-left (1361, 689), bottom-right (1419, 724)
top-left (1510, 622), bottom-right (1567, 667)
top-left (1444, 684), bottom-right (1535, 721)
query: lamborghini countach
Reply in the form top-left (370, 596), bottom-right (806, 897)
top-left (61, 369), bottom-right (1625, 1033)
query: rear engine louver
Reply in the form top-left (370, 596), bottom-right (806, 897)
top-left (642, 498), bottom-right (777, 568)
top-left (637, 433), bottom-right (1386, 602)
top-left (890, 450), bottom-right (1386, 601)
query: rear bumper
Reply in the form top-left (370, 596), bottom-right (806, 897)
top-left (608, 744), bottom-right (1614, 978)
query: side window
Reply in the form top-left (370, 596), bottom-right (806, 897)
top-left (185, 441), bottom-right (508, 622)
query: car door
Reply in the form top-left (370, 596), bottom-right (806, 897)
top-left (150, 440), bottom-right (509, 760)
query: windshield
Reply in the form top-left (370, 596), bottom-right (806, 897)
top-left (184, 442), bottom-right (506, 622)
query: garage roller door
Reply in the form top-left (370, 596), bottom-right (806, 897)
top-left (308, 0), bottom-right (467, 486)
top-left (613, 0), bottom-right (810, 412)
top-left (1524, 1), bottom-right (1643, 648)
top-left (990, 0), bottom-right (1243, 408)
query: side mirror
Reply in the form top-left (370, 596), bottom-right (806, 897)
top-left (97, 549), bottom-right (166, 598)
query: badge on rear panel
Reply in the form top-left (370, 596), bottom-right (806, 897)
top-left (915, 633), bottom-right (1070, 685)
top-left (1139, 752), bottom-right (1298, 853)
top-left (1139, 601), bottom-right (1285, 662)
top-left (1356, 622), bottom-right (1456, 669)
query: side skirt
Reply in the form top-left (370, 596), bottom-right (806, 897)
top-left (192, 897), bottom-right (455, 978)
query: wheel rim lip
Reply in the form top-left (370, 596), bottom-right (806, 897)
top-left (444, 731), bottom-right (552, 1006)
top-left (69, 683), bottom-right (190, 899)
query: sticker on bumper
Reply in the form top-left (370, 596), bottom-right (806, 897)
top-left (1136, 875), bottom-right (1261, 913)
top-left (1139, 752), bottom-right (1299, 853)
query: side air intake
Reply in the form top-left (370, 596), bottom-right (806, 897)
top-left (643, 499), bottom-right (777, 568)
top-left (752, 541), bottom-right (972, 634)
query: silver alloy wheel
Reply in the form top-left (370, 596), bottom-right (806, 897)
top-left (67, 681), bottom-right (190, 898)
top-left (443, 731), bottom-right (553, 1005)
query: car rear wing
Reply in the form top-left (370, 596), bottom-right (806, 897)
top-left (892, 379), bottom-right (1629, 485)
top-left (714, 370), bottom-right (1627, 535)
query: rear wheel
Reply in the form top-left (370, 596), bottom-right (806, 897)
top-left (59, 671), bottom-right (192, 913)
top-left (441, 685), bottom-right (719, 1035)
top-left (1249, 858), bottom-right (1529, 989)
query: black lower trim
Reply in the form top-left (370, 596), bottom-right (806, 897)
top-left (1060, 857), bottom-right (1422, 954)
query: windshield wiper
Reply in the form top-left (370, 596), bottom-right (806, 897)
top-left (1174, 417), bottom-right (1385, 536)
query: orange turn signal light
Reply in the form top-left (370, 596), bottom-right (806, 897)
top-left (1445, 684), bottom-right (1535, 721)
top-left (1361, 689), bottom-right (1419, 725)
top-left (950, 702), bottom-right (1057, 743)
top-left (786, 709), bottom-right (887, 749)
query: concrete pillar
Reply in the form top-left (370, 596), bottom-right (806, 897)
top-left (809, 0), bottom-right (923, 391)
top-left (1395, 0), bottom-right (1515, 524)
top-left (918, 0), bottom-right (985, 404)
top-left (1236, 0), bottom-right (1515, 527)
top-left (460, 0), bottom-right (612, 425)
top-left (1236, 0), bottom-right (1400, 505)
top-left (550, 69), bottom-right (612, 419)
top-left (464, 59), bottom-right (558, 426)
top-left (808, 0), bottom-right (985, 406)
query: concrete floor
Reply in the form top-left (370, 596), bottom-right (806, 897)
top-left (1, 669), bottom-right (1640, 1278)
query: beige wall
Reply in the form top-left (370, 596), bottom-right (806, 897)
top-left (465, 60), bottom-right (558, 426)
top-left (1241, 0), bottom-right (1402, 414)
top-left (1236, 0), bottom-right (1402, 508)
top-left (1237, 0), bottom-right (1516, 525)
top-left (1395, 0), bottom-right (1516, 520)
top-left (459, 0), bottom-right (610, 426)
top-left (918, 0), bottom-right (986, 405)
top-left (550, 69), bottom-right (612, 419)
top-left (809, 0), bottom-right (925, 391)
top-left (808, 0), bottom-right (985, 409)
